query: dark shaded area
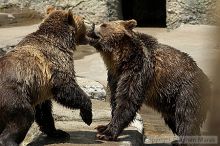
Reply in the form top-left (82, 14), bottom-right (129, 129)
top-left (27, 130), bottom-right (143, 145)
top-left (27, 131), bottom-right (103, 146)
top-left (122, 0), bottom-right (166, 27)
top-left (144, 144), bottom-right (172, 146)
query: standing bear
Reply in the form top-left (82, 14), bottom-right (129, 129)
top-left (88, 20), bottom-right (211, 142)
top-left (0, 8), bottom-right (94, 146)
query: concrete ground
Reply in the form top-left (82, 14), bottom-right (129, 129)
top-left (24, 100), bottom-right (143, 146)
top-left (0, 24), bottom-right (219, 145)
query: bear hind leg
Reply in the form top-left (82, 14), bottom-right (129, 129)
top-left (175, 98), bottom-right (201, 136)
top-left (174, 91), bottom-right (202, 145)
top-left (35, 100), bottom-right (70, 140)
top-left (0, 103), bottom-right (34, 146)
top-left (174, 116), bottom-right (200, 146)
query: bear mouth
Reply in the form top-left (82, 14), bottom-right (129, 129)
top-left (86, 31), bottom-right (101, 46)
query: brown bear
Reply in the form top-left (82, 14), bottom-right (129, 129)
top-left (87, 20), bottom-right (211, 143)
top-left (0, 8), bottom-right (94, 146)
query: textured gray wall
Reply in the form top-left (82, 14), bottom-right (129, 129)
top-left (167, 0), bottom-right (216, 29)
top-left (0, 0), bottom-right (217, 28)
top-left (0, 0), bottom-right (120, 24)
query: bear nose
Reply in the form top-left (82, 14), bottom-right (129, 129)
top-left (94, 26), bottom-right (101, 38)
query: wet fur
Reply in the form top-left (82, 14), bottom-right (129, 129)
top-left (0, 10), bottom-right (92, 146)
top-left (91, 21), bottom-right (210, 143)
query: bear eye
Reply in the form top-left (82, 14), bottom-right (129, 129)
top-left (101, 23), bottom-right (107, 27)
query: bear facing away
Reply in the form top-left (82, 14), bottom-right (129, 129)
top-left (88, 20), bottom-right (211, 142)
top-left (0, 8), bottom-right (94, 146)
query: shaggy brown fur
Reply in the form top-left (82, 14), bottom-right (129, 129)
top-left (88, 20), bottom-right (211, 143)
top-left (0, 8), bottom-right (93, 146)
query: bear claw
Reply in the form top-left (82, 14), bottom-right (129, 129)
top-left (96, 133), bottom-right (116, 141)
top-left (95, 126), bottom-right (118, 141)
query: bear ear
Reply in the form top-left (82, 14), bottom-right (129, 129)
top-left (46, 5), bottom-right (56, 15)
top-left (66, 10), bottom-right (75, 26)
top-left (123, 19), bottom-right (137, 30)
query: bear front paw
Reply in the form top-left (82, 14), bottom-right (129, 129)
top-left (80, 108), bottom-right (92, 126)
top-left (95, 125), bottom-right (118, 141)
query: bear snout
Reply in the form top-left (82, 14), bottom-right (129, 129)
top-left (84, 19), bottom-right (95, 34)
top-left (86, 24), bottom-right (102, 46)
top-left (94, 25), bottom-right (102, 38)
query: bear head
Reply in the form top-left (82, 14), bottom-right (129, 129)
top-left (88, 19), bottom-right (137, 52)
top-left (45, 6), bottom-right (94, 45)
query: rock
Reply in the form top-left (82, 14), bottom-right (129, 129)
top-left (76, 77), bottom-right (106, 101)
top-left (0, 0), bottom-right (121, 25)
top-left (0, 7), bottom-right (42, 27)
top-left (167, 0), bottom-right (216, 29)
top-left (0, 12), bottom-right (16, 26)
top-left (0, 0), bottom-right (217, 29)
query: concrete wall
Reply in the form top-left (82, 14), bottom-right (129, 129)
top-left (0, 0), bottom-right (217, 28)
top-left (0, 0), bottom-right (120, 24)
top-left (167, 0), bottom-right (216, 29)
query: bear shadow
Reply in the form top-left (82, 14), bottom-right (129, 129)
top-left (27, 131), bottom-right (102, 146)
top-left (144, 144), bottom-right (172, 146)
top-left (27, 130), bottom-right (143, 145)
